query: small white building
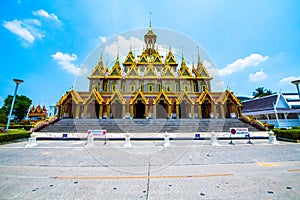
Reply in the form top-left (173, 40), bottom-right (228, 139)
top-left (242, 93), bottom-right (300, 128)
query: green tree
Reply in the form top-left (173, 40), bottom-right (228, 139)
top-left (253, 87), bottom-right (274, 98)
top-left (1, 95), bottom-right (32, 121)
top-left (0, 108), bottom-right (7, 124)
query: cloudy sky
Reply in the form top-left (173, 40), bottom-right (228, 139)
top-left (1, 0), bottom-right (299, 107)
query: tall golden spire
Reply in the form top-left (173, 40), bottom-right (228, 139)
top-left (144, 12), bottom-right (156, 50)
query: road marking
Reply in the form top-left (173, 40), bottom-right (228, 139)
top-left (288, 169), bottom-right (300, 172)
top-left (53, 173), bottom-right (234, 180)
top-left (256, 162), bottom-right (280, 167)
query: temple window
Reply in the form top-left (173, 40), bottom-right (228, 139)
top-left (130, 85), bottom-right (135, 92)
top-left (175, 83), bottom-right (179, 92)
top-left (148, 84), bottom-right (154, 92)
top-left (111, 84), bottom-right (117, 92)
top-left (104, 83), bottom-right (108, 92)
top-left (202, 85), bottom-right (206, 91)
top-left (184, 85), bottom-right (189, 92)
top-left (166, 85), bottom-right (171, 92)
top-left (122, 83), bottom-right (126, 92)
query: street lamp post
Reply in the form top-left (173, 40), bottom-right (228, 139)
top-left (5, 79), bottom-right (24, 133)
top-left (291, 80), bottom-right (300, 98)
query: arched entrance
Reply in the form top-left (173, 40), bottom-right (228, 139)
top-left (179, 100), bottom-right (190, 118)
top-left (201, 100), bottom-right (211, 118)
top-left (63, 102), bottom-right (73, 118)
top-left (225, 100), bottom-right (235, 118)
top-left (156, 100), bottom-right (167, 118)
top-left (112, 101), bottom-right (123, 119)
top-left (95, 100), bottom-right (100, 118)
top-left (134, 100), bottom-right (145, 118)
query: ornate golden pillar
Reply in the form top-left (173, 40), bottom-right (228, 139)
top-left (212, 104), bottom-right (217, 119)
top-left (58, 106), bottom-right (62, 117)
top-left (122, 104), bottom-right (126, 119)
top-left (75, 105), bottom-right (80, 118)
top-left (220, 104), bottom-right (225, 118)
top-left (107, 105), bottom-right (111, 119)
top-left (83, 105), bottom-right (88, 118)
top-left (99, 105), bottom-right (103, 119)
top-left (198, 105), bottom-right (202, 118)
top-left (237, 106), bottom-right (242, 117)
top-left (168, 105), bottom-right (172, 118)
top-left (176, 104), bottom-right (179, 119)
top-left (191, 104), bottom-right (194, 119)
top-left (145, 105), bottom-right (149, 119)
top-left (130, 105), bottom-right (133, 119)
top-left (153, 105), bottom-right (156, 119)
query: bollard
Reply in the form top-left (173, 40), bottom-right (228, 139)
top-left (164, 132), bottom-right (170, 147)
top-left (210, 131), bottom-right (219, 146)
top-left (268, 130), bottom-right (279, 145)
top-left (123, 132), bottom-right (131, 147)
top-left (86, 131), bottom-right (95, 147)
top-left (25, 132), bottom-right (38, 147)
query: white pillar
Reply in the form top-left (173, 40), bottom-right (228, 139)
top-left (210, 131), bottom-right (219, 146)
top-left (25, 132), bottom-right (38, 147)
top-left (123, 132), bottom-right (131, 147)
top-left (268, 130), bottom-right (279, 145)
top-left (86, 131), bottom-right (95, 147)
top-left (164, 131), bottom-right (170, 147)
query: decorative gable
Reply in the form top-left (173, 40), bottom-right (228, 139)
top-left (161, 65), bottom-right (175, 77)
top-left (179, 56), bottom-right (193, 77)
top-left (123, 49), bottom-right (136, 65)
top-left (127, 63), bottom-right (139, 77)
top-left (109, 57), bottom-right (122, 77)
top-left (144, 64), bottom-right (157, 76)
top-left (165, 50), bottom-right (177, 65)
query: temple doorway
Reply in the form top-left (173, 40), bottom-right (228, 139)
top-left (201, 100), bottom-right (211, 118)
top-left (95, 100), bottom-right (100, 118)
top-left (156, 100), bottom-right (167, 118)
top-left (135, 100), bottom-right (145, 118)
top-left (179, 101), bottom-right (190, 118)
top-left (112, 101), bottom-right (123, 119)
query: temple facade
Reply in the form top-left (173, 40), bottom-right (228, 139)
top-left (57, 25), bottom-right (242, 119)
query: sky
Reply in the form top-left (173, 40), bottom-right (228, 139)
top-left (1, 0), bottom-right (300, 108)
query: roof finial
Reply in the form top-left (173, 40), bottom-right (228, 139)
top-left (197, 47), bottom-right (201, 62)
top-left (149, 12), bottom-right (152, 30)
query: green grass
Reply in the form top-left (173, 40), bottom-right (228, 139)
top-left (0, 129), bottom-right (31, 144)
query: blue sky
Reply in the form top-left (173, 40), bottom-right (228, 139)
top-left (1, 0), bottom-right (299, 107)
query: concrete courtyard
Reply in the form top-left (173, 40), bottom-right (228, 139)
top-left (0, 138), bottom-right (299, 199)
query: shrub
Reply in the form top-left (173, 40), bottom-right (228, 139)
top-left (0, 131), bottom-right (31, 143)
top-left (273, 129), bottom-right (300, 140)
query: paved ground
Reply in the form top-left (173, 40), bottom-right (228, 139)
top-left (0, 138), bottom-right (299, 199)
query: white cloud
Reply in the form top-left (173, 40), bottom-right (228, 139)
top-left (3, 19), bottom-right (36, 44)
top-left (3, 19), bottom-right (44, 46)
top-left (33, 9), bottom-right (60, 23)
top-left (52, 52), bottom-right (87, 76)
top-left (99, 36), bottom-right (107, 43)
top-left (248, 69), bottom-right (267, 82)
top-left (219, 54), bottom-right (268, 76)
top-left (279, 76), bottom-right (300, 85)
top-left (104, 36), bottom-right (145, 59)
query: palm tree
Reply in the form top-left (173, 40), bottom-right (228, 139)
top-left (253, 87), bottom-right (273, 98)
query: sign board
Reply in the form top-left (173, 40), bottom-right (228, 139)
top-left (195, 133), bottom-right (200, 140)
top-left (88, 130), bottom-right (106, 136)
top-left (230, 128), bottom-right (250, 138)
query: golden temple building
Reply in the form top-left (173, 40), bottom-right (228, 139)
top-left (57, 24), bottom-right (242, 120)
